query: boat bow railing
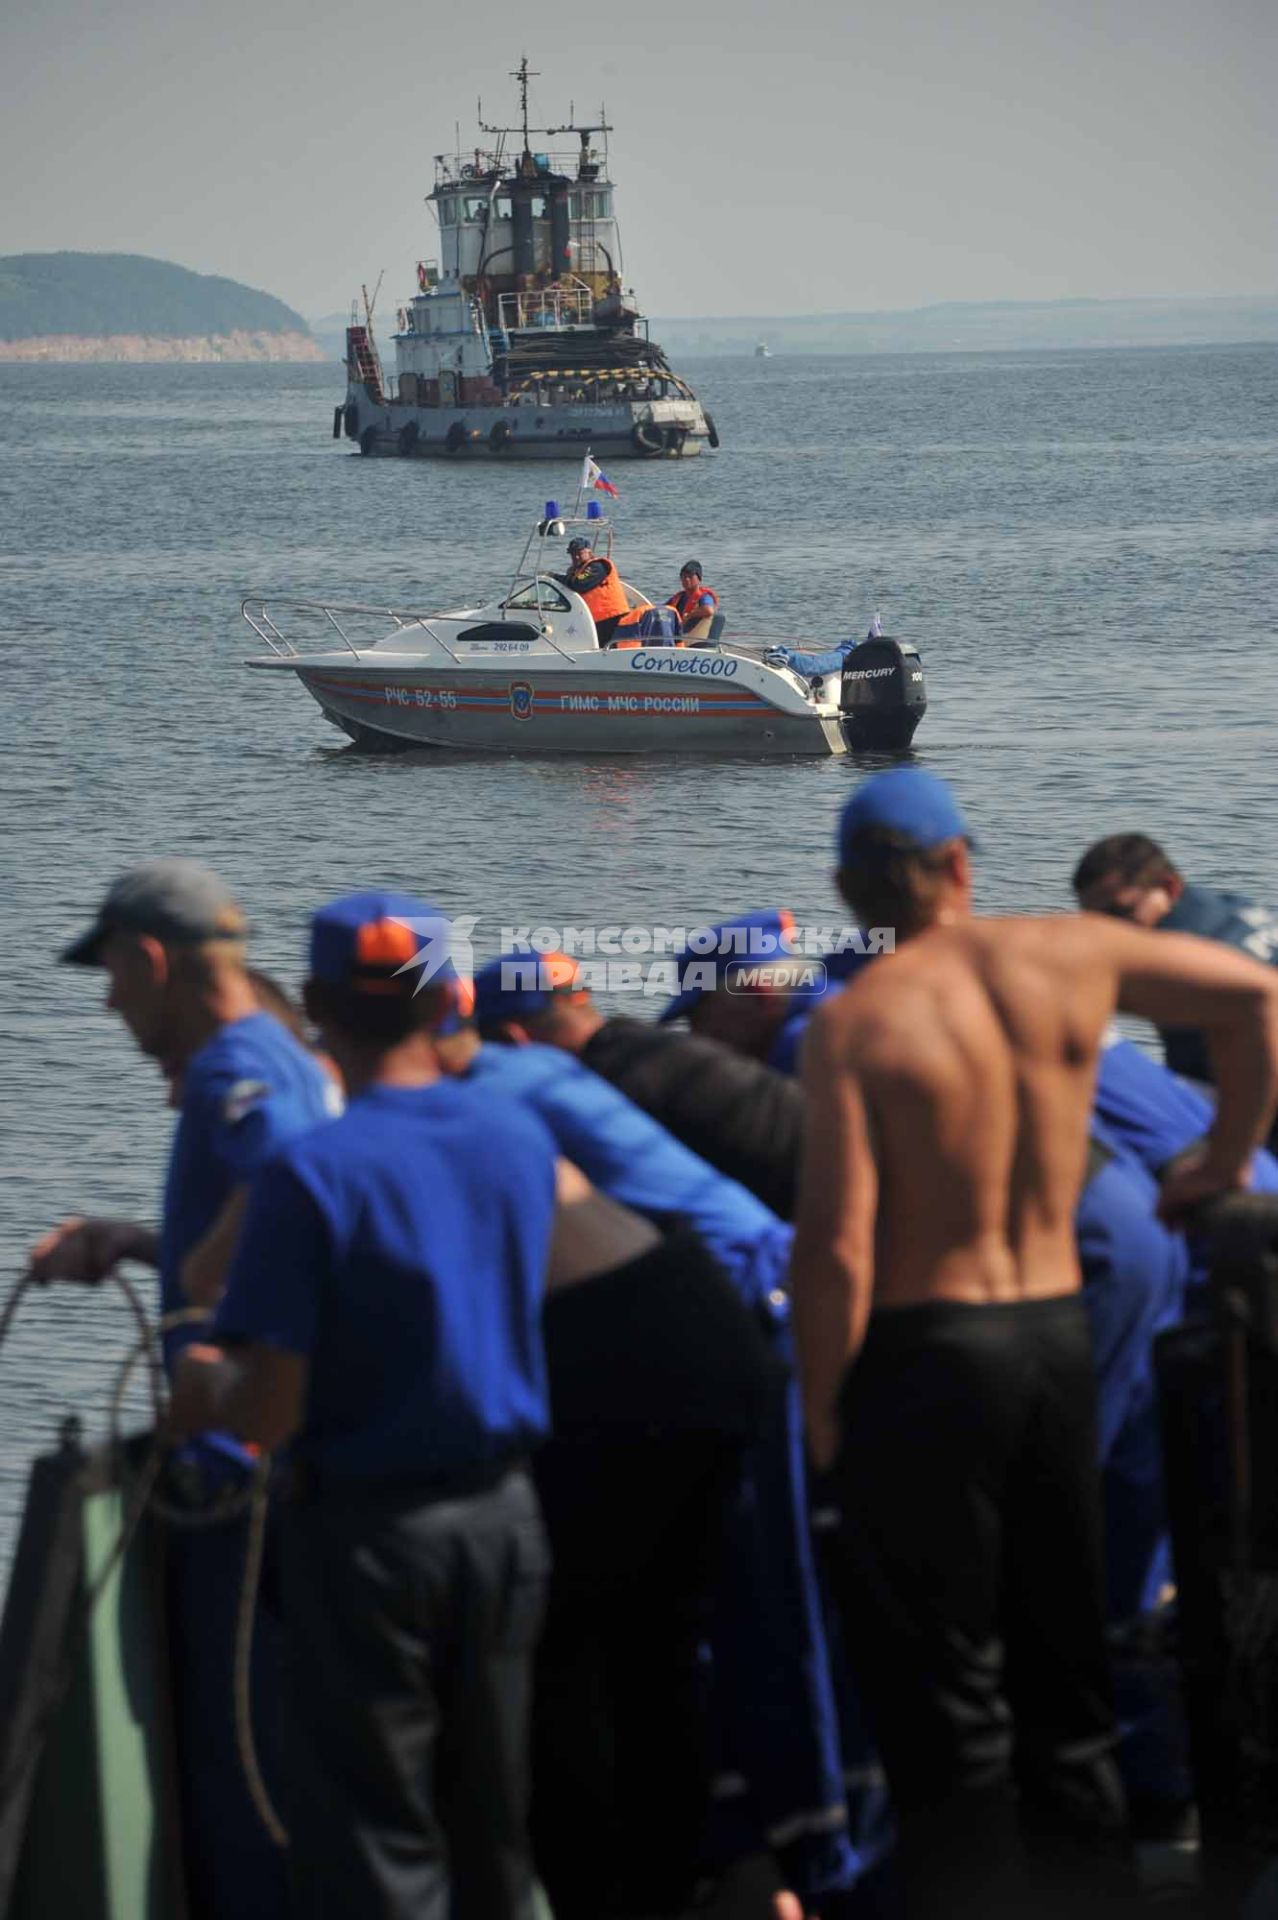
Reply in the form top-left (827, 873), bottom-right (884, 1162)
top-left (240, 597), bottom-right (588, 665)
top-left (241, 599), bottom-right (471, 661)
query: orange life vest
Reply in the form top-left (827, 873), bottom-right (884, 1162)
top-left (571, 558), bottom-right (629, 625)
top-left (667, 582), bottom-right (719, 625)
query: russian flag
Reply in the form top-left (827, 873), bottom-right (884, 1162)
top-left (582, 453), bottom-right (620, 498)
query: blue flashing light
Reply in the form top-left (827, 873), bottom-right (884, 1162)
top-left (544, 500), bottom-right (560, 520)
top-left (586, 500), bottom-right (604, 520)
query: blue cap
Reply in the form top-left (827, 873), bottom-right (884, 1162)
top-left (837, 770), bottom-right (972, 866)
top-left (309, 891), bottom-right (460, 1002)
top-left (473, 949), bottom-right (589, 1030)
top-left (658, 909), bottom-right (796, 1024)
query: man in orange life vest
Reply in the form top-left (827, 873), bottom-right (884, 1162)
top-left (667, 560), bottom-right (719, 642)
top-left (556, 536), bottom-right (631, 644)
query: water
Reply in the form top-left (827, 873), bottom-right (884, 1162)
top-left (1, 344), bottom-right (1276, 1561)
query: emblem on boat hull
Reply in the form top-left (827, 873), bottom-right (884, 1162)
top-left (510, 681), bottom-right (535, 722)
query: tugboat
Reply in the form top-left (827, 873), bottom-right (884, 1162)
top-left (335, 59), bottom-right (717, 463)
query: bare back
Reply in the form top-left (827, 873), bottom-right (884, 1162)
top-left (792, 901), bottom-right (1278, 1467)
top-left (825, 917), bottom-right (1116, 1306)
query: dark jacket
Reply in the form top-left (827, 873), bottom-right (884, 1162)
top-left (580, 1017), bottom-right (804, 1220)
top-left (1159, 884), bottom-right (1278, 1084)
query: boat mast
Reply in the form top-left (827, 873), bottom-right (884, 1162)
top-left (479, 54), bottom-right (540, 161)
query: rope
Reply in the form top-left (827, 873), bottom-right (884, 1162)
top-left (234, 1464), bottom-right (288, 1846)
top-left (104, 1300), bottom-right (288, 1843)
top-left (0, 1268), bottom-right (288, 1849)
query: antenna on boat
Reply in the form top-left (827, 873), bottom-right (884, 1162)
top-left (515, 55), bottom-right (537, 153)
top-left (479, 54), bottom-right (541, 157)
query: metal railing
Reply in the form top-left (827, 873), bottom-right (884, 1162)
top-left (497, 286), bottom-right (594, 332)
top-left (241, 599), bottom-right (465, 662)
top-left (240, 592), bottom-right (590, 666)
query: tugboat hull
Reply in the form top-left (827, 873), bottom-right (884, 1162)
top-left (340, 387), bottom-right (710, 461)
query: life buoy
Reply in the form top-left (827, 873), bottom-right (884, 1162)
top-left (359, 426), bottom-right (378, 457)
top-left (445, 419), bottom-right (468, 454)
top-left (632, 421), bottom-right (665, 455)
top-left (343, 404), bottom-right (359, 440)
top-left (332, 405), bottom-right (344, 440)
top-left (704, 412), bottom-right (720, 450)
top-left (398, 421), bottom-right (419, 457)
top-left (489, 419), bottom-right (514, 452)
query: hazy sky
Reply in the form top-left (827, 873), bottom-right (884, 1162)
top-left (2, 0), bottom-right (1274, 320)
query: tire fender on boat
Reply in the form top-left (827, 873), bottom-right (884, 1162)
top-left (489, 419), bottom-right (514, 452)
top-left (398, 421), bottom-right (420, 457)
top-left (359, 426), bottom-right (378, 457)
top-left (332, 405), bottom-right (344, 440)
top-left (704, 412), bottom-right (720, 449)
top-left (663, 424), bottom-right (687, 454)
top-left (445, 419), bottom-right (468, 454)
top-left (632, 421), bottom-right (665, 455)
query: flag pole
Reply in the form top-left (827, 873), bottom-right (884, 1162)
top-left (573, 450), bottom-right (589, 517)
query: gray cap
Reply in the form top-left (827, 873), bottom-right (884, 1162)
top-left (61, 859), bottom-right (248, 966)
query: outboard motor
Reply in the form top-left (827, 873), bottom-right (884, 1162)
top-left (839, 638), bottom-right (927, 751)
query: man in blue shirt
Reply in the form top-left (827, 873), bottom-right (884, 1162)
top-left (1073, 834), bottom-right (1278, 1117)
top-left (31, 858), bottom-right (337, 1920)
top-left (32, 859), bottom-right (335, 1347)
top-left (466, 961), bottom-right (894, 1919)
top-left (170, 892), bottom-right (558, 1920)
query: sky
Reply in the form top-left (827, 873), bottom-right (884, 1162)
top-left (1, 0), bottom-right (1275, 322)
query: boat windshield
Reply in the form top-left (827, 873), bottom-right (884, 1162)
top-left (502, 578), bottom-right (571, 613)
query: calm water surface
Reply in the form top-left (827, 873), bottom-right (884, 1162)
top-left (1, 344), bottom-right (1276, 1561)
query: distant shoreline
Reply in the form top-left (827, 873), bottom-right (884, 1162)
top-left (0, 330), bottom-right (324, 364)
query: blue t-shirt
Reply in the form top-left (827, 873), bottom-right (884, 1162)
top-left (214, 1079), bottom-right (555, 1480)
top-left (465, 1042), bottom-right (792, 1309)
top-left (160, 1013), bottom-right (337, 1356)
top-left (1094, 1036), bottom-right (1278, 1193)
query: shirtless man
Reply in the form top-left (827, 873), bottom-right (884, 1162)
top-left (791, 769), bottom-right (1278, 1918)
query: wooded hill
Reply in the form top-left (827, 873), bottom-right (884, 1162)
top-left (0, 253), bottom-right (311, 341)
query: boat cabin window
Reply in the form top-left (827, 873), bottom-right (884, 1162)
top-left (493, 195), bottom-right (512, 221)
top-left (571, 190), bottom-right (613, 220)
top-left (438, 198), bottom-right (458, 227)
top-left (457, 621), bottom-right (542, 645)
top-left (462, 196), bottom-right (492, 223)
top-left (529, 195), bottom-right (547, 220)
top-left (502, 580), bottom-right (571, 613)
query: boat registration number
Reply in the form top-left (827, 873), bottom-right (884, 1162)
top-left (383, 686), bottom-right (458, 709)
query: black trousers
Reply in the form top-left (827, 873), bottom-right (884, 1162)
top-left (823, 1295), bottom-right (1129, 1920)
top-left (531, 1432), bottom-right (740, 1920)
top-left (278, 1465), bottom-right (548, 1920)
top-left (529, 1232), bottom-right (771, 1919)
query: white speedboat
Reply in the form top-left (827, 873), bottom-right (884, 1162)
top-left (242, 512), bottom-right (925, 758)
